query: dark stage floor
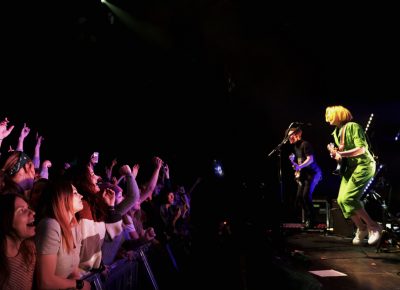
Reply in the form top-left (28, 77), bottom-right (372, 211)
top-left (279, 228), bottom-right (400, 290)
top-left (141, 221), bottom-right (399, 290)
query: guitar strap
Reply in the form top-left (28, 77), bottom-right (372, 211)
top-left (338, 123), bottom-right (347, 152)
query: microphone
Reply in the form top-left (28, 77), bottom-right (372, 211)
top-left (293, 122), bottom-right (312, 126)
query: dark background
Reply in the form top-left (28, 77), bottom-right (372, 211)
top-left (2, 1), bottom-right (399, 221)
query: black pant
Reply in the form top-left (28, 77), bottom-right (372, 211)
top-left (296, 171), bottom-right (321, 224)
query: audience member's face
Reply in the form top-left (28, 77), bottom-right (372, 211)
top-left (72, 185), bottom-right (84, 213)
top-left (27, 161), bottom-right (36, 179)
top-left (88, 167), bottom-right (101, 193)
top-left (13, 197), bottom-right (35, 239)
top-left (154, 184), bottom-right (163, 195)
top-left (132, 201), bottom-right (140, 211)
top-left (15, 161), bottom-right (36, 191)
top-left (167, 192), bottom-right (175, 204)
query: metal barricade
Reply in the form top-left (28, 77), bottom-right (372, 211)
top-left (82, 258), bottom-right (139, 290)
top-left (138, 245), bottom-right (159, 290)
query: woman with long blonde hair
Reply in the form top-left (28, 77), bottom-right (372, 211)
top-left (35, 179), bottom-right (90, 289)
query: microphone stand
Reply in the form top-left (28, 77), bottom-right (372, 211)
top-left (267, 123), bottom-right (293, 203)
top-left (265, 123), bottom-right (293, 251)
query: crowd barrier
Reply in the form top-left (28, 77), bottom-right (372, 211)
top-left (82, 243), bottom-right (159, 290)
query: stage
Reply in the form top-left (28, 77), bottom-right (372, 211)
top-left (281, 229), bottom-right (400, 290)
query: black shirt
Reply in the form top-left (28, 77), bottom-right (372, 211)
top-left (293, 139), bottom-right (321, 175)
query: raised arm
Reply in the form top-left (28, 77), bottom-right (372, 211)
top-left (105, 158), bottom-right (118, 182)
top-left (140, 156), bottom-right (163, 203)
top-left (33, 133), bottom-right (44, 169)
top-left (39, 160), bottom-right (52, 179)
top-left (0, 117), bottom-right (15, 150)
top-left (187, 177), bottom-right (202, 197)
top-left (115, 165), bottom-right (140, 215)
top-left (16, 123), bottom-right (30, 152)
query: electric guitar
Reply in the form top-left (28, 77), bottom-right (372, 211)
top-left (327, 113), bottom-right (374, 176)
top-left (327, 143), bottom-right (347, 176)
top-left (289, 153), bottom-right (301, 184)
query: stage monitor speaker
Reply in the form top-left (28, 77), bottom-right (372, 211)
top-left (302, 199), bottom-right (331, 228)
top-left (330, 200), bottom-right (354, 237)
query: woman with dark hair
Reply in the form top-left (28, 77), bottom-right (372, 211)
top-left (0, 151), bottom-right (36, 197)
top-left (71, 161), bottom-right (138, 273)
top-left (0, 193), bottom-right (36, 290)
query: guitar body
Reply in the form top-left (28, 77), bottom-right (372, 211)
top-left (289, 153), bottom-right (302, 184)
top-left (329, 114), bottom-right (373, 176)
top-left (332, 156), bottom-right (347, 176)
top-left (327, 143), bottom-right (347, 176)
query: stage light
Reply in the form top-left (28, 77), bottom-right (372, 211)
top-left (365, 113), bottom-right (374, 132)
top-left (362, 164), bottom-right (384, 196)
top-left (213, 159), bottom-right (224, 177)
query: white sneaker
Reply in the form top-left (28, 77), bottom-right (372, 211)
top-left (368, 225), bottom-right (382, 245)
top-left (352, 228), bottom-right (368, 245)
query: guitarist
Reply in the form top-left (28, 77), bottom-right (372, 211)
top-left (287, 126), bottom-right (322, 229)
top-left (325, 105), bottom-right (381, 245)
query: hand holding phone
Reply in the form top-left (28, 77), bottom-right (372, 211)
top-left (92, 152), bottom-right (99, 164)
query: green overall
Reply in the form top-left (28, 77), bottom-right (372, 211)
top-left (332, 122), bottom-right (376, 219)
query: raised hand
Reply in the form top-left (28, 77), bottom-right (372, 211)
top-left (20, 123), bottom-right (31, 139)
top-left (33, 133), bottom-right (45, 169)
top-left (0, 117), bottom-right (15, 140)
top-left (131, 164), bottom-right (140, 179)
top-left (111, 158), bottom-right (117, 167)
top-left (119, 164), bottom-right (132, 176)
top-left (102, 188), bottom-right (116, 206)
top-left (152, 156), bottom-right (163, 169)
top-left (112, 176), bottom-right (118, 185)
top-left (39, 160), bottom-right (53, 179)
top-left (42, 160), bottom-right (52, 168)
top-left (16, 123), bottom-right (31, 152)
top-left (163, 163), bottom-right (170, 176)
top-left (35, 133), bottom-right (44, 146)
top-left (105, 158), bottom-right (117, 181)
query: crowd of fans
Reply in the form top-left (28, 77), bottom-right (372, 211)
top-left (0, 117), bottom-right (196, 290)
